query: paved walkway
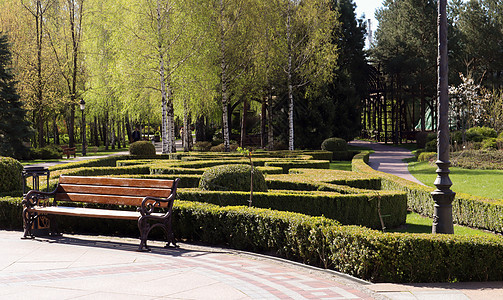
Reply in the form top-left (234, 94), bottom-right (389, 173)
top-left (15, 141), bottom-right (503, 299)
top-left (349, 140), bottom-right (425, 185)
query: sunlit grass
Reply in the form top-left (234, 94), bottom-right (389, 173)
top-left (390, 212), bottom-right (498, 237)
top-left (408, 160), bottom-right (503, 199)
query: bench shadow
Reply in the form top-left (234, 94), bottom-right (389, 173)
top-left (33, 234), bottom-right (227, 258)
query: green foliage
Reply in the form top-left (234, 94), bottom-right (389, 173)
top-left (0, 33), bottom-right (31, 159)
top-left (451, 150), bottom-right (503, 170)
top-left (30, 145), bottom-right (63, 159)
top-left (264, 160), bottom-right (330, 174)
top-left (0, 157), bottom-right (23, 193)
top-left (418, 152), bottom-right (436, 162)
top-left (321, 137), bottom-right (348, 151)
top-left (481, 138), bottom-right (498, 150)
top-left (199, 164), bottom-right (267, 192)
top-left (178, 189), bottom-right (406, 229)
top-left (425, 139), bottom-right (437, 152)
top-left (466, 126), bottom-right (497, 142)
top-left (129, 141), bottom-right (156, 156)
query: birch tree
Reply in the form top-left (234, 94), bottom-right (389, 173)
top-left (274, 0), bottom-right (337, 150)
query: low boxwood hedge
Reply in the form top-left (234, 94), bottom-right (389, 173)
top-left (177, 188), bottom-right (407, 229)
top-left (352, 151), bottom-right (503, 233)
top-left (52, 165), bottom-right (151, 177)
top-left (3, 197), bottom-right (501, 283)
top-left (264, 160), bottom-right (330, 173)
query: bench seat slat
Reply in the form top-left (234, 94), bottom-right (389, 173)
top-left (55, 193), bottom-right (170, 207)
top-left (27, 206), bottom-right (165, 220)
top-left (58, 184), bottom-right (172, 198)
top-left (59, 176), bottom-right (175, 189)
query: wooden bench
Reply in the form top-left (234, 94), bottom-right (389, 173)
top-left (22, 175), bottom-right (180, 251)
top-left (61, 146), bottom-right (77, 159)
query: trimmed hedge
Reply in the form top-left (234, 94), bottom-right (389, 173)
top-left (177, 188), bottom-right (407, 229)
top-left (3, 197), bottom-right (503, 283)
top-left (264, 160), bottom-right (330, 173)
top-left (129, 141), bottom-right (156, 156)
top-left (52, 165), bottom-right (151, 178)
top-left (199, 164), bottom-right (268, 192)
top-left (0, 157), bottom-right (23, 193)
top-left (352, 151), bottom-right (503, 233)
top-left (286, 169), bottom-right (381, 190)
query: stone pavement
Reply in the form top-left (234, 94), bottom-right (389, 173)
top-left (0, 230), bottom-right (378, 300)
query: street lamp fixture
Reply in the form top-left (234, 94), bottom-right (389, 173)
top-left (80, 99), bottom-right (86, 156)
top-left (432, 0), bottom-right (454, 234)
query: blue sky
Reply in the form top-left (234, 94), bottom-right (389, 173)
top-left (353, 0), bottom-right (382, 28)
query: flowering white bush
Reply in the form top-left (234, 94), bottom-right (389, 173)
top-left (449, 73), bottom-right (491, 130)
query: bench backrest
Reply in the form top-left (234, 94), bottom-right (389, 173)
top-left (55, 175), bottom-right (179, 207)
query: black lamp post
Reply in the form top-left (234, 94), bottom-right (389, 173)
top-left (432, 0), bottom-right (454, 234)
top-left (80, 99), bottom-right (86, 156)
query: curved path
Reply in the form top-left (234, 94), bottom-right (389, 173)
top-left (349, 140), bottom-right (426, 186)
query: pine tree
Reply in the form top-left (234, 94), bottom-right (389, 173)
top-left (0, 32), bottom-right (32, 159)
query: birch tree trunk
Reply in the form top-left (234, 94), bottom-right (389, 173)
top-left (220, 0), bottom-right (230, 152)
top-left (157, 0), bottom-right (170, 154)
top-left (286, 4), bottom-right (294, 151)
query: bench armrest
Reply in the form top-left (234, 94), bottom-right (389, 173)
top-left (22, 189), bottom-right (57, 208)
top-left (138, 194), bottom-right (175, 216)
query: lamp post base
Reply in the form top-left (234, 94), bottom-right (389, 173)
top-left (431, 189), bottom-right (455, 234)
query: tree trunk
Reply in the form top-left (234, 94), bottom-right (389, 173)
top-left (240, 98), bottom-right (247, 147)
top-left (125, 115), bottom-right (132, 144)
top-left (54, 115), bottom-right (59, 145)
top-left (267, 94), bottom-right (274, 150)
top-left (287, 5), bottom-right (294, 151)
top-left (261, 97), bottom-right (266, 149)
top-left (220, 0), bottom-right (230, 152)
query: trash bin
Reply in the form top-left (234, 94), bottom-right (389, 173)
top-left (22, 166), bottom-right (50, 195)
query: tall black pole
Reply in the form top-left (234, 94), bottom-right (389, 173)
top-left (432, 0), bottom-right (454, 234)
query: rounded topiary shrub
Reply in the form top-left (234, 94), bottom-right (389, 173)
top-left (0, 157), bottom-right (23, 193)
top-left (199, 164), bottom-right (267, 192)
top-left (129, 141), bottom-right (156, 156)
top-left (321, 137), bottom-right (347, 151)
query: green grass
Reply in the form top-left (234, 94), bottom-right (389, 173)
top-left (330, 161), bottom-right (352, 171)
top-left (391, 212), bottom-right (497, 237)
top-left (408, 160), bottom-right (503, 199)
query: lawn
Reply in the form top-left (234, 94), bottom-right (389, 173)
top-left (408, 160), bottom-right (503, 199)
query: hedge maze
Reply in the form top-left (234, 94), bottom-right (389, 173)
top-left (2, 150), bottom-right (503, 283)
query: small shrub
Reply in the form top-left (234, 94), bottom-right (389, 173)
top-left (0, 157), bottom-right (23, 193)
top-left (481, 138), bottom-right (498, 150)
top-left (466, 126), bottom-right (497, 142)
top-left (210, 142), bottom-right (239, 152)
top-left (425, 139), bottom-right (437, 152)
top-left (321, 137), bottom-right (347, 151)
top-left (199, 164), bottom-right (267, 192)
top-left (418, 152), bottom-right (436, 162)
top-left (30, 145), bottom-right (63, 159)
top-left (129, 141), bottom-right (156, 156)
top-left (412, 149), bottom-right (424, 159)
top-left (194, 141), bottom-right (212, 151)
